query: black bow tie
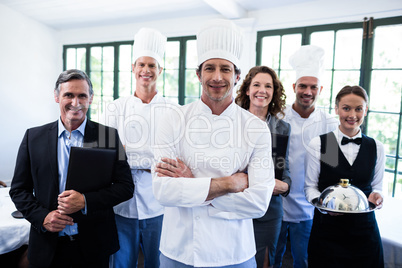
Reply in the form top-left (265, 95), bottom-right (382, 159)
top-left (341, 137), bottom-right (362, 145)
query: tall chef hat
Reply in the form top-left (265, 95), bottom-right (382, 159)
top-left (197, 19), bottom-right (243, 67)
top-left (289, 45), bottom-right (325, 82)
top-left (132, 27), bottom-right (167, 65)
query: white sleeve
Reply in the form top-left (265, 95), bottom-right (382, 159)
top-left (371, 139), bottom-right (385, 196)
top-left (152, 107), bottom-right (211, 208)
top-left (304, 136), bottom-right (322, 203)
top-left (208, 131), bottom-right (275, 220)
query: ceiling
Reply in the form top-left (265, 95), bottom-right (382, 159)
top-left (0, 0), bottom-right (310, 30)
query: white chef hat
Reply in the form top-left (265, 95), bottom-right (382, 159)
top-left (132, 27), bottom-right (167, 65)
top-left (289, 45), bottom-right (325, 82)
top-left (197, 19), bottom-right (243, 67)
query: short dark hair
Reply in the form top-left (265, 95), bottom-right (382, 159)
top-left (235, 66), bottom-right (286, 118)
top-left (54, 69), bottom-right (93, 97)
top-left (335, 85), bottom-right (369, 106)
top-left (196, 62), bottom-right (241, 77)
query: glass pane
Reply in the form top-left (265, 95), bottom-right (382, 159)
top-left (383, 171), bottom-right (396, 197)
top-left (185, 70), bottom-right (200, 98)
top-left (398, 124), bottom-right (402, 159)
top-left (366, 113), bottom-right (398, 156)
top-left (261, 35), bottom-right (281, 69)
top-left (386, 156), bottom-right (396, 171)
top-left (119, 72), bottom-right (132, 97)
top-left (77, 48), bottom-right (86, 70)
top-left (278, 70), bottom-right (295, 105)
top-left (103, 46), bottom-right (114, 71)
top-left (90, 94), bottom-right (101, 122)
top-left (332, 70), bottom-right (360, 94)
top-left (157, 72), bottom-right (164, 92)
top-left (186, 40), bottom-right (198, 69)
top-left (90, 71), bottom-right (102, 96)
top-left (396, 163), bottom-right (402, 199)
top-left (310, 30), bottom-right (335, 69)
top-left (165, 96), bottom-right (179, 105)
top-left (334, 29), bottom-right (363, 69)
top-left (316, 71), bottom-right (333, 109)
top-left (164, 69), bottom-right (179, 97)
top-left (103, 71), bottom-right (114, 97)
top-left (373, 24), bottom-right (402, 68)
top-left (119, 45), bottom-right (132, 71)
top-left (185, 97), bottom-right (198, 104)
top-left (66, 48), bottom-right (77, 69)
top-left (91, 47), bottom-right (102, 71)
top-left (281, 34), bottom-right (302, 70)
top-left (370, 70), bottom-right (402, 113)
top-left (165, 41), bottom-right (180, 69)
top-left (103, 95), bottom-right (114, 108)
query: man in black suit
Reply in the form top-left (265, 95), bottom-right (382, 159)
top-left (10, 69), bottom-right (134, 268)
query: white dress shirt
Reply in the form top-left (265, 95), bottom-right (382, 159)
top-left (102, 92), bottom-right (177, 220)
top-left (304, 128), bottom-right (385, 203)
top-left (282, 105), bottom-right (338, 222)
top-left (152, 100), bottom-right (275, 267)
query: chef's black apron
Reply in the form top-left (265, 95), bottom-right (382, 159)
top-left (308, 132), bottom-right (384, 268)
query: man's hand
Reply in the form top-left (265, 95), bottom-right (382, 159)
top-left (206, 172), bottom-right (248, 201)
top-left (273, 179), bottom-right (289, 195)
top-left (368, 192), bottom-right (383, 209)
top-left (227, 172), bottom-right (249, 193)
top-left (43, 210), bottom-right (74, 232)
top-left (57, 190), bottom-right (85, 215)
top-left (155, 157), bottom-right (194, 178)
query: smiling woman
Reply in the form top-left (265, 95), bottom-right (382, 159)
top-left (235, 65), bottom-right (290, 268)
top-left (304, 85), bottom-right (385, 268)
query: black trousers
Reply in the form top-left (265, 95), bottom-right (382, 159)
top-left (29, 235), bottom-right (109, 268)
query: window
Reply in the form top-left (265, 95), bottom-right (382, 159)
top-left (256, 16), bottom-right (402, 198)
top-left (63, 36), bottom-right (198, 121)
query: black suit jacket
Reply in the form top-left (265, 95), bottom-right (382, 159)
top-left (10, 119), bottom-right (134, 267)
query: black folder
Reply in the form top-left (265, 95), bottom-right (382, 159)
top-left (65, 147), bottom-right (116, 192)
top-left (271, 133), bottom-right (289, 180)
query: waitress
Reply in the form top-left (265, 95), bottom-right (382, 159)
top-left (235, 65), bottom-right (291, 268)
top-left (304, 85), bottom-right (384, 268)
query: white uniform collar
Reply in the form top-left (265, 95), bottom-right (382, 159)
top-left (198, 98), bottom-right (236, 117)
top-left (132, 90), bottom-right (161, 104)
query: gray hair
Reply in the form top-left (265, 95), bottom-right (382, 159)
top-left (54, 69), bottom-right (93, 96)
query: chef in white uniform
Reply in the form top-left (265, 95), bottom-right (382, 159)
top-left (153, 19), bottom-right (275, 268)
top-left (273, 45), bottom-right (338, 268)
top-left (102, 27), bottom-right (177, 268)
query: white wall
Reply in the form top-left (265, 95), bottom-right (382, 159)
top-left (0, 3), bottom-right (61, 185)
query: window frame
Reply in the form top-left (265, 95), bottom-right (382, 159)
top-left (256, 16), bottom-right (402, 197)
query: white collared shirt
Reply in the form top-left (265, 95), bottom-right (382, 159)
top-left (304, 128), bottom-right (385, 203)
top-left (102, 92), bottom-right (178, 219)
top-left (282, 105), bottom-right (338, 222)
top-left (152, 100), bottom-right (275, 267)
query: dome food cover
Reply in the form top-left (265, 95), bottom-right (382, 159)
top-left (311, 179), bottom-right (377, 213)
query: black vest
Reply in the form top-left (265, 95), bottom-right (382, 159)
top-left (318, 132), bottom-right (376, 197)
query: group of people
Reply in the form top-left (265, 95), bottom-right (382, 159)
top-left (9, 18), bottom-right (385, 268)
